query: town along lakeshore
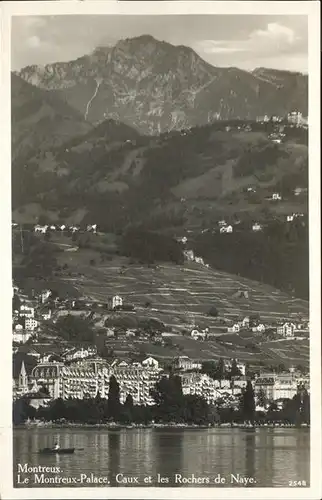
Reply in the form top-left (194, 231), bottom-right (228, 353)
top-left (13, 426), bottom-right (310, 488)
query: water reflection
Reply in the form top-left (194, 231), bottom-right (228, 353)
top-left (154, 430), bottom-right (184, 486)
top-left (244, 431), bottom-right (255, 486)
top-left (108, 432), bottom-right (120, 486)
top-left (13, 428), bottom-right (310, 488)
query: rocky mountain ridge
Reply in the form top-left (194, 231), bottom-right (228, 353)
top-left (15, 35), bottom-right (308, 135)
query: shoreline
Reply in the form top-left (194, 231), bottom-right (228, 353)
top-left (15, 422), bottom-right (310, 430)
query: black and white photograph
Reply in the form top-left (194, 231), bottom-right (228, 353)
top-left (0, 1), bottom-right (321, 499)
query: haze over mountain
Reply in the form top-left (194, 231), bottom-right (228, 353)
top-left (15, 35), bottom-right (308, 135)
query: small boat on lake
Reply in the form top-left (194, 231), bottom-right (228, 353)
top-left (38, 447), bottom-right (75, 455)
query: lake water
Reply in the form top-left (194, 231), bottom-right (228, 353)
top-left (13, 427), bottom-right (310, 488)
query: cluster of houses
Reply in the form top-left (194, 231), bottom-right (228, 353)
top-left (34, 223), bottom-right (97, 234)
top-left (13, 280), bottom-right (308, 353)
top-left (286, 212), bottom-right (305, 223)
top-left (182, 249), bottom-right (208, 267)
top-left (12, 279), bottom-right (309, 417)
top-left (268, 132), bottom-right (285, 144)
top-left (13, 299), bottom-right (39, 344)
top-left (178, 221), bottom-right (264, 239)
top-left (13, 347), bottom-right (309, 412)
top-left (287, 111), bottom-right (308, 127)
top-left (12, 222), bottom-right (98, 234)
top-left (12, 283), bottom-right (135, 344)
top-left (177, 193), bottom-right (307, 243)
top-left (217, 220), bottom-right (263, 234)
top-left (189, 315), bottom-right (309, 340)
top-left (255, 112), bottom-right (308, 129)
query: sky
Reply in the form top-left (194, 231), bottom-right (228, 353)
top-left (11, 14), bottom-right (308, 73)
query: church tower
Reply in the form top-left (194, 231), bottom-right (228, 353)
top-left (18, 360), bottom-right (29, 393)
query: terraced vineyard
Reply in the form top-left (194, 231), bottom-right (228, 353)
top-left (54, 249), bottom-right (309, 368)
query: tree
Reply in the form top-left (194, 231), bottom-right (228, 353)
top-left (12, 294), bottom-right (21, 312)
top-left (124, 394), bottom-right (134, 408)
top-left (21, 243), bottom-right (58, 279)
top-left (55, 315), bottom-right (94, 342)
top-left (49, 398), bottom-right (67, 421)
top-left (93, 391), bottom-right (106, 423)
top-left (214, 358), bottom-right (226, 385)
top-left (277, 363), bottom-right (286, 373)
top-left (256, 388), bottom-right (267, 408)
top-left (240, 381), bottom-right (255, 424)
top-left (201, 361), bottom-right (217, 380)
top-left (119, 230), bottom-right (184, 265)
top-left (249, 314), bottom-right (260, 327)
top-left (108, 375), bottom-right (121, 421)
top-left (12, 398), bottom-right (36, 424)
top-left (151, 374), bottom-right (185, 422)
top-left (184, 395), bottom-right (210, 425)
top-left (302, 390), bottom-right (310, 424)
top-left (122, 394), bottom-right (134, 423)
top-left (207, 306), bottom-right (219, 317)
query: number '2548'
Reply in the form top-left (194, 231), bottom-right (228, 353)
top-left (289, 480), bottom-right (307, 487)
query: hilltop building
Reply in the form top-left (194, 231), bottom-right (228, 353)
top-left (191, 328), bottom-right (208, 340)
top-left (62, 346), bottom-right (97, 362)
top-left (294, 187), bottom-right (307, 197)
top-left (40, 289), bottom-right (52, 304)
top-left (13, 325), bottom-right (34, 344)
top-left (227, 323), bottom-right (240, 333)
top-left (19, 305), bottom-right (35, 318)
top-left (141, 356), bottom-right (159, 370)
top-left (25, 318), bottom-right (38, 331)
top-left (252, 222), bottom-right (263, 232)
top-left (252, 323), bottom-right (266, 333)
top-left (287, 111), bottom-right (306, 126)
top-left (34, 225), bottom-right (48, 234)
top-left (220, 225), bottom-right (233, 234)
top-left (224, 360), bottom-right (246, 376)
top-left (112, 295), bottom-right (123, 310)
top-left (183, 250), bottom-right (195, 261)
top-left (86, 224), bottom-right (97, 233)
top-left (277, 322), bottom-right (296, 338)
top-left (173, 356), bottom-right (202, 371)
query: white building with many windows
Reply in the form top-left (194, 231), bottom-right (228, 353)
top-left (31, 359), bottom-right (163, 405)
top-left (25, 318), bottom-right (38, 331)
top-left (20, 305), bottom-right (35, 318)
top-left (13, 325), bottom-right (33, 344)
top-left (277, 322), bottom-right (296, 338)
top-left (112, 295), bottom-right (123, 310)
top-left (254, 372), bottom-right (307, 401)
top-left (173, 356), bottom-right (202, 371)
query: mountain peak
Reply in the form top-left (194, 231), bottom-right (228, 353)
top-left (16, 37), bottom-right (308, 135)
top-left (124, 34), bottom-right (159, 44)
